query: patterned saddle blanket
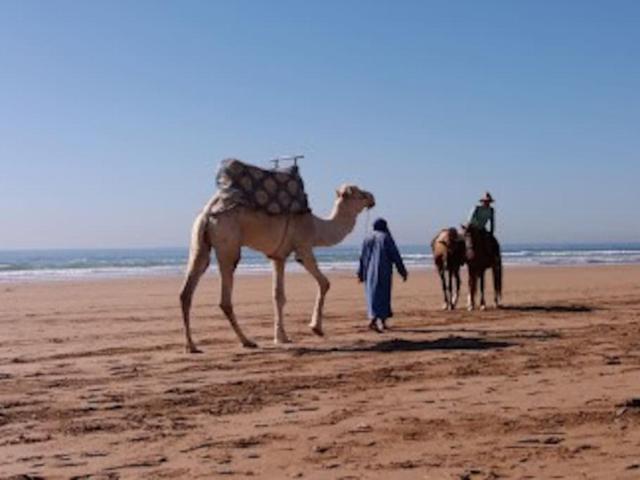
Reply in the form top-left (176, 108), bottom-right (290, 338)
top-left (209, 158), bottom-right (311, 216)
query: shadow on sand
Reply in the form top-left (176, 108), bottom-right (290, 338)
top-left (392, 327), bottom-right (560, 341)
top-left (499, 304), bottom-right (593, 313)
top-left (292, 335), bottom-right (514, 356)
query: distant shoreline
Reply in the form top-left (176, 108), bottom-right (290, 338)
top-left (2, 260), bottom-right (640, 285)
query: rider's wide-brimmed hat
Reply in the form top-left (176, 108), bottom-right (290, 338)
top-left (480, 192), bottom-right (494, 203)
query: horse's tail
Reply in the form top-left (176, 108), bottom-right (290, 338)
top-left (494, 259), bottom-right (502, 293)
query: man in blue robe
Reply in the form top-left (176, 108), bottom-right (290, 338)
top-left (358, 218), bottom-right (408, 333)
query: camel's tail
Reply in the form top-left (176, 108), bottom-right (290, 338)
top-left (185, 197), bottom-right (216, 270)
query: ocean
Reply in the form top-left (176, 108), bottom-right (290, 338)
top-left (1, 243), bottom-right (640, 283)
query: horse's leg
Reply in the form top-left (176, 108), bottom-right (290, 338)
top-left (467, 268), bottom-right (477, 311)
top-left (479, 270), bottom-right (487, 311)
top-left (447, 269), bottom-right (454, 310)
top-left (272, 258), bottom-right (291, 344)
top-left (179, 246), bottom-right (211, 353)
top-left (217, 250), bottom-right (257, 349)
top-left (438, 268), bottom-right (449, 310)
top-left (493, 260), bottom-right (503, 308)
top-left (298, 250), bottom-right (330, 336)
top-left (452, 268), bottom-right (461, 309)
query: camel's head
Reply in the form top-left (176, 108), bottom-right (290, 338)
top-left (336, 184), bottom-right (375, 212)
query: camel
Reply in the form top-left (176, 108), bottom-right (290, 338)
top-left (431, 227), bottom-right (466, 310)
top-left (463, 225), bottom-right (502, 310)
top-left (179, 184), bottom-right (375, 352)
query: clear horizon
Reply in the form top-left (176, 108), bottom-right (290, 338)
top-left (2, 240), bottom-right (640, 253)
top-left (2, 1), bottom-right (639, 249)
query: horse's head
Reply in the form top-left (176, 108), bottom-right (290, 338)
top-left (462, 224), bottom-right (479, 261)
top-left (446, 227), bottom-right (459, 246)
top-left (438, 227), bottom-right (464, 265)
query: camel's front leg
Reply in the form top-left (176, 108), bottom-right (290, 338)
top-left (218, 257), bottom-right (257, 349)
top-left (272, 259), bottom-right (291, 344)
top-left (299, 252), bottom-right (330, 336)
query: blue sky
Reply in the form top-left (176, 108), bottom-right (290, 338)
top-left (1, 0), bottom-right (639, 249)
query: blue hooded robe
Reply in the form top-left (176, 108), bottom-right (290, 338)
top-left (358, 218), bottom-right (407, 321)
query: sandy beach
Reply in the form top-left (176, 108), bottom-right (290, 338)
top-left (1, 265), bottom-right (639, 479)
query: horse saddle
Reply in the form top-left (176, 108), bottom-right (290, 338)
top-left (464, 225), bottom-right (499, 260)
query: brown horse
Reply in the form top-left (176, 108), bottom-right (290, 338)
top-left (431, 228), bottom-right (466, 310)
top-left (463, 225), bottom-right (502, 310)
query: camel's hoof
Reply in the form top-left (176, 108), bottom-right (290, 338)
top-left (480, 305), bottom-right (487, 311)
top-left (274, 337), bottom-right (292, 345)
top-left (186, 345), bottom-right (202, 354)
top-left (310, 325), bottom-right (324, 337)
top-left (441, 304), bottom-right (448, 311)
top-left (467, 305), bottom-right (475, 311)
top-left (242, 341), bottom-right (258, 349)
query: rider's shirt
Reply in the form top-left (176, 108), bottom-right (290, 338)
top-left (468, 205), bottom-right (495, 233)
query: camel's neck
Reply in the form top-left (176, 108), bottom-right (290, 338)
top-left (312, 201), bottom-right (360, 247)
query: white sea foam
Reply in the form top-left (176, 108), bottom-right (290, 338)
top-left (1, 245), bottom-right (639, 283)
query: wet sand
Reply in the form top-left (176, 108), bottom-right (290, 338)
top-left (1, 265), bottom-right (640, 479)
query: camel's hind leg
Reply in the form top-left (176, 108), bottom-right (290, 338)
top-left (272, 258), bottom-right (291, 344)
top-left (298, 250), bottom-right (330, 337)
top-left (217, 251), bottom-right (257, 349)
top-left (180, 219), bottom-right (212, 353)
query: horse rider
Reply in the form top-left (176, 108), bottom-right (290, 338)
top-left (467, 192), bottom-right (500, 257)
top-left (468, 192), bottom-right (495, 234)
